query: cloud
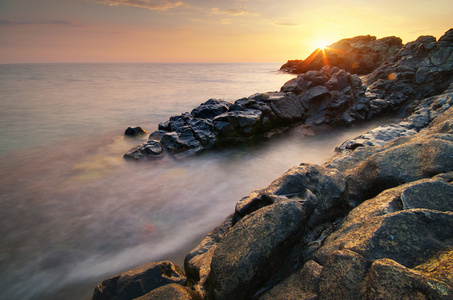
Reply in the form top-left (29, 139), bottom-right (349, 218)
top-left (90, 0), bottom-right (182, 11)
top-left (273, 22), bottom-right (299, 26)
top-left (0, 19), bottom-right (79, 27)
top-left (211, 7), bottom-right (258, 16)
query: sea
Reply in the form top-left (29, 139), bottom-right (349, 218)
top-left (0, 63), bottom-right (398, 299)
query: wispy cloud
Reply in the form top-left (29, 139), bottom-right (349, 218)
top-left (90, 0), bottom-right (182, 11)
top-left (211, 7), bottom-right (258, 16)
top-left (0, 19), bottom-right (79, 27)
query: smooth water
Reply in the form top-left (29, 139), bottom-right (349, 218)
top-left (0, 63), bottom-right (395, 299)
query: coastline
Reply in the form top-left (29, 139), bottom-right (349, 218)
top-left (94, 28), bottom-right (453, 299)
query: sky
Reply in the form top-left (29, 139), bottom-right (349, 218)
top-left (0, 0), bottom-right (452, 63)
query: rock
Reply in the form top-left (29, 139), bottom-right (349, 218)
top-left (123, 140), bottom-right (164, 160)
top-left (191, 99), bottom-right (231, 119)
top-left (207, 200), bottom-right (307, 300)
top-left (363, 258), bottom-right (453, 299)
top-left (346, 133), bottom-right (453, 203)
top-left (280, 35), bottom-right (403, 75)
top-left (134, 283), bottom-right (197, 300)
top-left (184, 215), bottom-right (233, 299)
top-left (92, 261), bottom-right (186, 300)
top-left (259, 259), bottom-right (322, 299)
top-left (364, 28), bottom-right (453, 116)
top-left (318, 249), bottom-right (370, 299)
top-left (125, 126), bottom-right (148, 138)
top-left (264, 163), bottom-right (347, 226)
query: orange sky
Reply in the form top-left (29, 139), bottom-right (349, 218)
top-left (0, 0), bottom-right (452, 63)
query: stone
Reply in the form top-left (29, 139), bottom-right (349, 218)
top-left (318, 249), bottom-right (370, 299)
top-left (401, 181), bottom-right (453, 212)
top-left (207, 200), bottom-right (307, 300)
top-left (134, 284), bottom-right (196, 300)
top-left (191, 99), bottom-right (231, 119)
top-left (315, 209), bottom-right (453, 268)
top-left (363, 258), bottom-right (453, 299)
top-left (184, 215), bottom-right (233, 299)
top-left (364, 28), bottom-right (453, 116)
top-left (259, 260), bottom-right (322, 299)
top-left (346, 134), bottom-right (453, 203)
top-left (92, 261), bottom-right (186, 300)
top-left (124, 126), bottom-right (148, 138)
top-left (264, 163), bottom-right (347, 226)
top-left (280, 35), bottom-right (403, 75)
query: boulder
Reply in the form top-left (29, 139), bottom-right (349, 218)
top-left (280, 35), bottom-right (403, 75)
top-left (124, 126), bottom-right (148, 138)
top-left (207, 200), bottom-right (307, 300)
top-left (92, 261), bottom-right (186, 300)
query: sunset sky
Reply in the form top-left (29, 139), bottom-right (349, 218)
top-left (0, 0), bottom-right (452, 63)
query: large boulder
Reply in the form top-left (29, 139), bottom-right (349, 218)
top-left (280, 35), bottom-right (403, 75)
top-left (207, 200), bottom-right (307, 300)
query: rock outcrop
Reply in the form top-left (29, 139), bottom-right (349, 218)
top-left (124, 66), bottom-right (369, 160)
top-left (95, 29), bottom-right (453, 300)
top-left (365, 28), bottom-right (453, 117)
top-left (280, 35), bottom-right (403, 75)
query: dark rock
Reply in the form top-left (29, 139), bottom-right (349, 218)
top-left (281, 35), bottom-right (403, 75)
top-left (134, 283), bottom-right (197, 300)
top-left (92, 261), bottom-right (186, 300)
top-left (264, 163), bottom-right (347, 226)
top-left (125, 126), bottom-right (148, 138)
top-left (123, 140), bottom-right (164, 160)
top-left (259, 260), bottom-right (322, 299)
top-left (184, 215), bottom-right (233, 299)
top-left (364, 28), bottom-right (453, 116)
top-left (191, 99), bottom-right (231, 119)
top-left (207, 200), bottom-right (307, 300)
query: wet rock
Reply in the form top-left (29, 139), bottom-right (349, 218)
top-left (281, 35), bottom-right (403, 75)
top-left (92, 261), bottom-right (186, 300)
top-left (207, 200), bottom-right (307, 300)
top-left (125, 126), bottom-right (148, 138)
top-left (123, 140), bottom-right (163, 160)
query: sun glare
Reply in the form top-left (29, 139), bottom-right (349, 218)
top-left (314, 39), bottom-right (330, 50)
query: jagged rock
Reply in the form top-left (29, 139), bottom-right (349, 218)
top-left (123, 140), bottom-right (163, 160)
top-left (365, 28), bottom-right (453, 116)
top-left (92, 261), bottom-right (186, 300)
top-left (280, 35), bottom-right (403, 75)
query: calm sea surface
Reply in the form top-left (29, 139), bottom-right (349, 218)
top-left (0, 63), bottom-right (396, 299)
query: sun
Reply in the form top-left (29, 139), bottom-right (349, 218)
top-left (313, 39), bottom-right (331, 50)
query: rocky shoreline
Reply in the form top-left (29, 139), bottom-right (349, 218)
top-left (94, 29), bottom-right (453, 299)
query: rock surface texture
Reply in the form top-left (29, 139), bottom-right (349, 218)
top-left (280, 35), bottom-right (403, 75)
top-left (95, 29), bottom-right (453, 300)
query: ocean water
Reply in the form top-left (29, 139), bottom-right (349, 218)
top-left (0, 63), bottom-right (396, 299)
